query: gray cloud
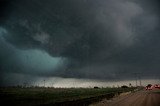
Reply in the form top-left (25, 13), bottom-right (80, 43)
top-left (0, 0), bottom-right (160, 85)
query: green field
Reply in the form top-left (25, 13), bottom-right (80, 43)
top-left (0, 87), bottom-right (136, 106)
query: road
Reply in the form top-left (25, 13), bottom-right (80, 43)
top-left (90, 89), bottom-right (160, 106)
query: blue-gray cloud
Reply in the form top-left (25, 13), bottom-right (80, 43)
top-left (0, 0), bottom-right (160, 85)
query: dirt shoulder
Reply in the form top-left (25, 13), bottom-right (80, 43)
top-left (90, 89), bottom-right (160, 106)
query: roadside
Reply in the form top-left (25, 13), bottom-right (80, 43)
top-left (90, 89), bottom-right (160, 106)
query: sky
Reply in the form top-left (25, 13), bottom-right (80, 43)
top-left (0, 0), bottom-right (160, 87)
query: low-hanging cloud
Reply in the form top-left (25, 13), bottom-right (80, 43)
top-left (0, 0), bottom-right (160, 83)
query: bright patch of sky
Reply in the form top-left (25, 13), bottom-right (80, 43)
top-left (2, 72), bottom-right (160, 87)
top-left (16, 49), bottom-right (65, 72)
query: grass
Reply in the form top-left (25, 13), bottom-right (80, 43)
top-left (0, 87), bottom-right (136, 106)
top-left (151, 89), bottom-right (160, 94)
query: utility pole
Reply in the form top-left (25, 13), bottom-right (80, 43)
top-left (138, 76), bottom-right (142, 86)
top-left (134, 73), bottom-right (138, 87)
top-left (44, 80), bottom-right (45, 87)
top-left (133, 72), bottom-right (142, 87)
top-left (136, 78), bottom-right (137, 87)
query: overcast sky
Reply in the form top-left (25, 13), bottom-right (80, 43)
top-left (0, 0), bottom-right (160, 87)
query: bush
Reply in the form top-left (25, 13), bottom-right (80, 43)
top-left (121, 85), bottom-right (128, 88)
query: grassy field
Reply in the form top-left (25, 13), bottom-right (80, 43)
top-left (152, 89), bottom-right (160, 94)
top-left (0, 87), bottom-right (136, 106)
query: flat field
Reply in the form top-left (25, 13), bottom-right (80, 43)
top-left (0, 87), bottom-right (135, 106)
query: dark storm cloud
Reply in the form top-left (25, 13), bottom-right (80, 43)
top-left (0, 0), bottom-right (12, 24)
top-left (0, 0), bottom-right (160, 81)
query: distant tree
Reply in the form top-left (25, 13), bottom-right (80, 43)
top-left (94, 86), bottom-right (99, 89)
top-left (129, 83), bottom-right (132, 87)
top-left (146, 84), bottom-right (152, 88)
top-left (23, 82), bottom-right (28, 88)
top-left (121, 85), bottom-right (128, 88)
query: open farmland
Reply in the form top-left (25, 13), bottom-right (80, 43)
top-left (0, 87), bottom-right (135, 106)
